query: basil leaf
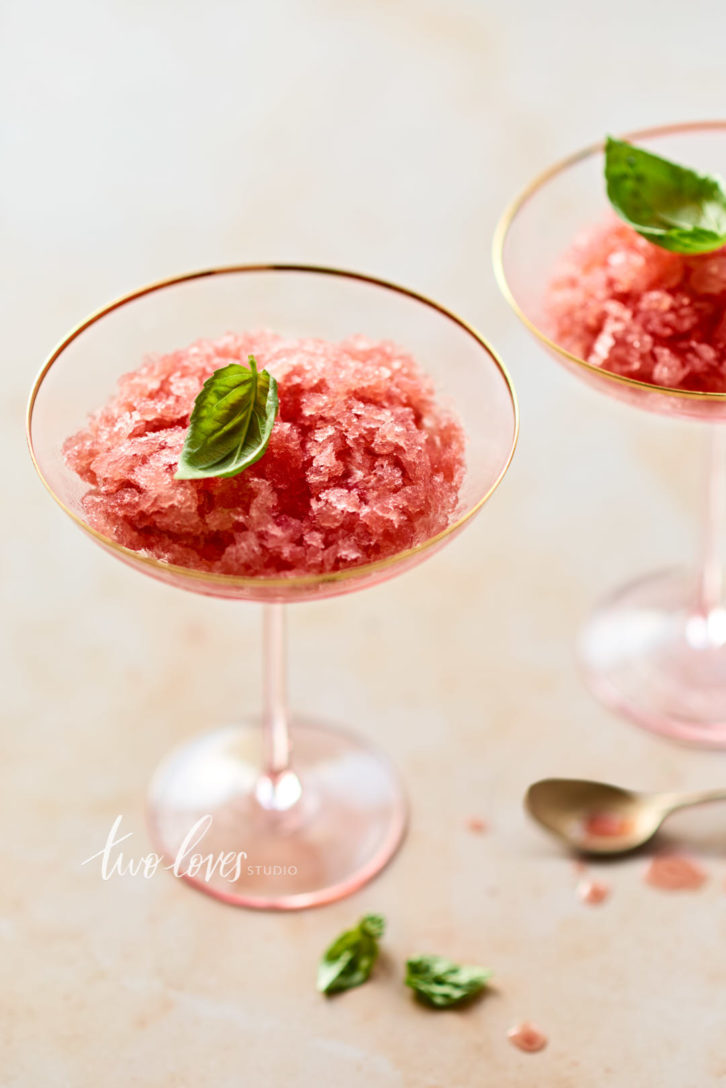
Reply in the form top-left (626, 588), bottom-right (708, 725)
top-left (317, 914), bottom-right (385, 995)
top-left (405, 955), bottom-right (492, 1009)
top-left (175, 354), bottom-right (279, 480)
top-left (358, 913), bottom-right (385, 940)
top-left (604, 136), bottom-right (726, 255)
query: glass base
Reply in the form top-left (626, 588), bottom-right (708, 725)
top-left (147, 719), bottom-right (407, 910)
top-left (579, 568), bottom-right (726, 746)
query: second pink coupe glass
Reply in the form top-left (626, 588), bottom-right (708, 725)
top-left (495, 121), bottom-right (726, 746)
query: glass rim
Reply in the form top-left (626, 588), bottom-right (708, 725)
top-left (492, 119), bottom-right (726, 403)
top-left (26, 262), bottom-right (519, 591)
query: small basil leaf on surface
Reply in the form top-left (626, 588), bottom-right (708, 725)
top-left (317, 914), bottom-right (386, 995)
top-left (175, 354), bottom-right (278, 480)
top-left (605, 136), bottom-right (726, 255)
top-left (405, 955), bottom-right (492, 1008)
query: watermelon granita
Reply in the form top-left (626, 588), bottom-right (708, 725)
top-left (63, 332), bottom-right (466, 576)
top-left (545, 215), bottom-right (726, 391)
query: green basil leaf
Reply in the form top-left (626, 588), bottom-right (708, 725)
top-left (175, 354), bottom-right (279, 480)
top-left (317, 914), bottom-right (385, 995)
top-left (405, 955), bottom-right (492, 1009)
top-left (604, 136), bottom-right (726, 255)
top-left (359, 913), bottom-right (385, 940)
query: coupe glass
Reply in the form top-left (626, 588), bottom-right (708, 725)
top-left (494, 121), bottom-right (726, 746)
top-left (27, 264), bottom-right (518, 909)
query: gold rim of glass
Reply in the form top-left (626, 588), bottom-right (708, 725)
top-left (492, 119), bottom-right (726, 403)
top-left (26, 263), bottom-right (519, 591)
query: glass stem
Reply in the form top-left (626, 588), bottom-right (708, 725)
top-left (263, 602), bottom-right (291, 775)
top-left (256, 603), bottom-right (302, 811)
top-left (698, 425), bottom-right (726, 619)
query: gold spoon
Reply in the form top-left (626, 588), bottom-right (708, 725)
top-left (525, 778), bottom-right (726, 855)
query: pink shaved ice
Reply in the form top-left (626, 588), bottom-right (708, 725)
top-left (545, 215), bottom-right (726, 392)
top-left (63, 332), bottom-right (465, 576)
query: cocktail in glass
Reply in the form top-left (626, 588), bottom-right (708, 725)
top-left (27, 264), bottom-right (518, 907)
top-left (494, 121), bottom-right (726, 746)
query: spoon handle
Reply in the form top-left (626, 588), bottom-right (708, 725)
top-left (658, 787), bottom-right (726, 814)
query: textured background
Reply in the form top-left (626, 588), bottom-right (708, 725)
top-left (5, 1), bottom-right (726, 1085)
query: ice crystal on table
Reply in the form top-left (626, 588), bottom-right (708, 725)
top-left (545, 216), bottom-right (726, 392)
top-left (644, 854), bottom-right (707, 891)
top-left (63, 332), bottom-right (465, 576)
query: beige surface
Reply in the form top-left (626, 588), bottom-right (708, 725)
top-left (5, 1), bottom-right (726, 1085)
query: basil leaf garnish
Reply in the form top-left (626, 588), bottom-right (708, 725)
top-left (604, 136), bottom-right (726, 255)
top-left (317, 914), bottom-right (385, 995)
top-left (175, 354), bottom-right (278, 480)
top-left (405, 955), bottom-right (492, 1008)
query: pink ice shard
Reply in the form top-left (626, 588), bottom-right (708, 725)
top-left (507, 1022), bottom-right (548, 1053)
top-left (644, 854), bottom-right (707, 891)
top-left (577, 878), bottom-right (611, 906)
top-left (545, 215), bottom-right (726, 392)
top-left (63, 332), bottom-right (465, 576)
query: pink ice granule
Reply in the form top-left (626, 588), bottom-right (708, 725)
top-left (63, 332), bottom-right (465, 576)
top-left (577, 878), bottom-right (611, 906)
top-left (545, 215), bottom-right (726, 392)
top-left (644, 854), bottom-right (707, 892)
top-left (507, 1022), bottom-right (548, 1053)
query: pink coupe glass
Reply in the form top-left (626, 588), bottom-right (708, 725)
top-left (495, 121), bottom-right (726, 746)
top-left (27, 264), bottom-right (518, 908)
